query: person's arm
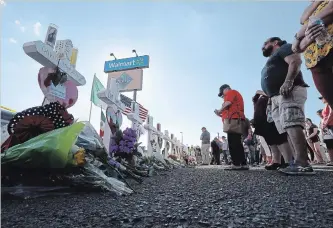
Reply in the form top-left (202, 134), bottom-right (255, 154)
top-left (200, 133), bottom-right (203, 140)
top-left (279, 50), bottom-right (302, 96)
top-left (323, 106), bottom-right (333, 128)
top-left (216, 101), bottom-right (232, 115)
top-left (216, 91), bottom-right (235, 115)
top-left (284, 53), bottom-right (302, 82)
top-left (308, 127), bottom-right (319, 138)
top-left (300, 1), bottom-right (323, 25)
top-left (312, 1), bottom-right (333, 25)
top-left (296, 2), bottom-right (333, 38)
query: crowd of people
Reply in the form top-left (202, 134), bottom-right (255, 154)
top-left (199, 1), bottom-right (333, 175)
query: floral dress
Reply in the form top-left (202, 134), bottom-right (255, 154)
top-left (303, 1), bottom-right (333, 69)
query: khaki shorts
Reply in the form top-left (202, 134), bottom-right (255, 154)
top-left (267, 86), bottom-right (307, 134)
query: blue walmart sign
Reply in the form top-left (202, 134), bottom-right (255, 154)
top-left (104, 55), bottom-right (150, 73)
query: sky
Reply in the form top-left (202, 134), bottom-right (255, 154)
top-left (0, 1), bottom-right (324, 148)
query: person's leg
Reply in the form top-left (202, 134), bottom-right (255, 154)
top-left (307, 142), bottom-right (315, 162)
top-left (222, 150), bottom-right (228, 164)
top-left (201, 144), bottom-right (208, 165)
top-left (278, 87), bottom-right (314, 174)
top-left (324, 140), bottom-right (333, 164)
top-left (228, 133), bottom-right (247, 166)
top-left (215, 151), bottom-right (221, 165)
top-left (313, 141), bottom-right (324, 163)
top-left (270, 145), bottom-right (282, 164)
top-left (310, 50), bottom-right (333, 109)
top-left (227, 133), bottom-right (240, 166)
top-left (276, 141), bottom-right (294, 164)
top-left (248, 145), bottom-right (255, 165)
top-left (255, 148), bottom-right (260, 164)
top-left (281, 87), bottom-right (309, 166)
top-left (205, 144), bottom-right (211, 164)
top-left (285, 127), bottom-right (309, 166)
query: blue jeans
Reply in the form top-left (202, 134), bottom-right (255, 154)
top-left (221, 150), bottom-right (229, 163)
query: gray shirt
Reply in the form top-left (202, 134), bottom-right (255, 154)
top-left (261, 43), bottom-right (308, 98)
top-left (200, 131), bottom-right (210, 144)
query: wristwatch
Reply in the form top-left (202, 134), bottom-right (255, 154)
top-left (294, 33), bottom-right (301, 41)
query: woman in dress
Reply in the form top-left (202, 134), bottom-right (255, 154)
top-left (305, 118), bottom-right (324, 164)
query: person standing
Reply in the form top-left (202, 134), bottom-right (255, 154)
top-left (221, 136), bottom-right (230, 164)
top-left (251, 90), bottom-right (292, 170)
top-left (200, 127), bottom-right (211, 165)
top-left (317, 109), bottom-right (333, 165)
top-left (210, 137), bottom-right (221, 165)
top-left (214, 84), bottom-right (248, 170)
top-left (305, 118), bottom-right (324, 163)
top-left (261, 37), bottom-right (313, 175)
top-left (292, 1), bottom-right (333, 109)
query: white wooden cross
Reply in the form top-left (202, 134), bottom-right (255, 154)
top-left (127, 101), bottom-right (144, 140)
top-left (23, 25), bottom-right (86, 86)
top-left (97, 78), bottom-right (126, 152)
top-left (155, 123), bottom-right (163, 156)
top-left (162, 130), bottom-right (171, 159)
top-left (174, 136), bottom-right (178, 157)
top-left (144, 115), bottom-right (157, 157)
top-left (97, 78), bottom-right (125, 112)
top-left (170, 133), bottom-right (175, 155)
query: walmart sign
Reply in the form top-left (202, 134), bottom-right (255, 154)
top-left (104, 55), bottom-right (150, 73)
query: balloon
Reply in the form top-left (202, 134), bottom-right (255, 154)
top-left (106, 105), bottom-right (123, 128)
top-left (38, 67), bottom-right (78, 108)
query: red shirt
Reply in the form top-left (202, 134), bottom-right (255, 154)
top-left (221, 89), bottom-right (245, 121)
top-left (322, 104), bottom-right (333, 126)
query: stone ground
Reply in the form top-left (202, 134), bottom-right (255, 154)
top-left (2, 165), bottom-right (333, 228)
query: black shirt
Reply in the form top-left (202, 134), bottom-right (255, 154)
top-left (307, 124), bottom-right (319, 139)
top-left (261, 44), bottom-right (308, 98)
top-left (211, 140), bottom-right (220, 153)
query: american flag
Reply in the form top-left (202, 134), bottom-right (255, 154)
top-left (120, 94), bottom-right (148, 122)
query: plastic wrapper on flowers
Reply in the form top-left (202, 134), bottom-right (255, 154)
top-left (1, 122), bottom-right (134, 199)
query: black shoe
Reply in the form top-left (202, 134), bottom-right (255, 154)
top-left (265, 163), bottom-right (282, 170)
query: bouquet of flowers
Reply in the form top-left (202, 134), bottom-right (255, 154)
top-left (109, 128), bottom-right (137, 160)
top-left (168, 154), bottom-right (178, 161)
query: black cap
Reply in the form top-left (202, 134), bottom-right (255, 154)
top-left (317, 109), bottom-right (323, 113)
top-left (319, 96), bottom-right (323, 100)
top-left (218, 84), bottom-right (230, 97)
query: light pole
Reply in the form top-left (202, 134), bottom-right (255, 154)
top-left (180, 132), bottom-right (183, 144)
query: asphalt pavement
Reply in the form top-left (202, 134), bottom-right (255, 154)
top-left (2, 165), bottom-right (333, 228)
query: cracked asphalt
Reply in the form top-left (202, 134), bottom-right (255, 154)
top-left (2, 166), bottom-right (333, 228)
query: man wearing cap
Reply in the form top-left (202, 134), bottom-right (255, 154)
top-left (214, 84), bottom-right (248, 170)
top-left (200, 127), bottom-right (211, 165)
top-left (261, 37), bottom-right (313, 175)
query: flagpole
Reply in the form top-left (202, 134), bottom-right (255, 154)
top-left (88, 101), bottom-right (93, 123)
top-left (89, 73), bottom-right (96, 123)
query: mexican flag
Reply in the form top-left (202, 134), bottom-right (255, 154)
top-left (100, 110), bottom-right (106, 138)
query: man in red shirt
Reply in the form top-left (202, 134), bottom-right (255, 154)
top-left (214, 84), bottom-right (248, 170)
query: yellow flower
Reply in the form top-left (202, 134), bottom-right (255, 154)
top-left (74, 148), bottom-right (86, 166)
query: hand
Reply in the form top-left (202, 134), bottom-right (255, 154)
top-left (214, 109), bottom-right (220, 116)
top-left (322, 123), bottom-right (327, 129)
top-left (292, 39), bottom-right (301, 53)
top-left (305, 23), bottom-right (325, 41)
top-left (279, 80), bottom-right (294, 97)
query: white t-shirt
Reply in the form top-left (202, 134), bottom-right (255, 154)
top-left (221, 141), bottom-right (228, 150)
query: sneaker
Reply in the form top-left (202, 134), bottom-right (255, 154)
top-left (224, 164), bottom-right (242, 170)
top-left (265, 163), bottom-right (281, 170)
top-left (240, 164), bottom-right (250, 170)
top-left (278, 164), bottom-right (315, 175)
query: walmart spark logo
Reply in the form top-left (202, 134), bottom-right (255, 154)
top-left (116, 72), bottom-right (133, 89)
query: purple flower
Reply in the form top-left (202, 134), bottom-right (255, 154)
top-left (107, 158), bottom-right (120, 168)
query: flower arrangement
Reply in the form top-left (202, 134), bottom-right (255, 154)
top-left (109, 128), bottom-right (137, 160)
top-left (168, 154), bottom-right (178, 161)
